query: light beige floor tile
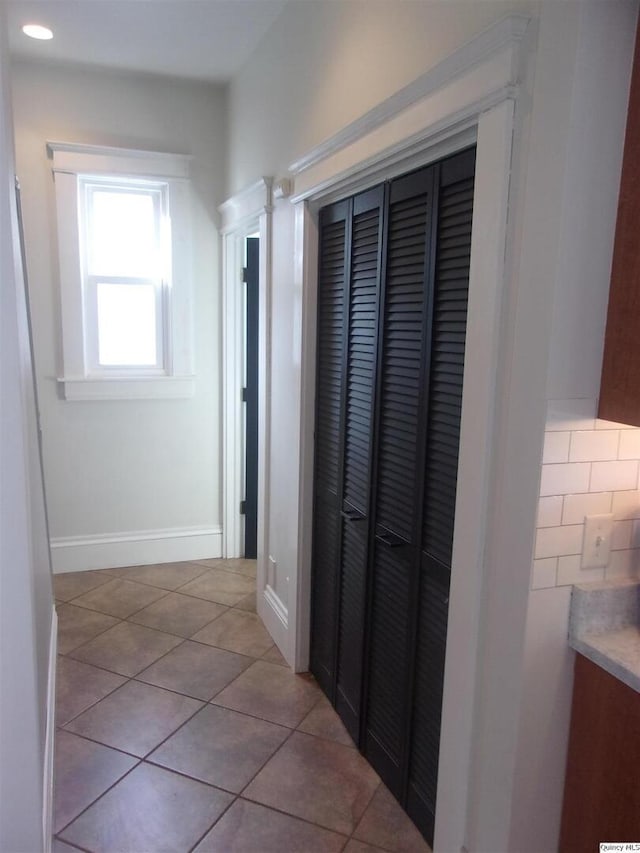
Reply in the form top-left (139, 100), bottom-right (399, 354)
top-left (150, 704), bottom-right (289, 792)
top-left (104, 561), bottom-right (209, 590)
top-left (53, 571), bottom-right (113, 603)
top-left (60, 763), bottom-right (232, 853)
top-left (128, 592), bottom-right (227, 638)
top-left (179, 569), bottom-right (256, 606)
top-left (136, 640), bottom-right (252, 700)
top-left (193, 558), bottom-right (257, 579)
top-left (53, 839), bottom-right (83, 853)
top-left (353, 783), bottom-right (431, 851)
top-left (69, 578), bottom-right (167, 619)
top-left (193, 799), bottom-right (346, 852)
top-left (53, 730), bottom-right (137, 833)
top-left (192, 609), bottom-right (272, 658)
top-left (213, 660), bottom-right (321, 728)
top-left (64, 680), bottom-right (203, 757)
top-left (56, 604), bottom-right (119, 655)
top-left (260, 643), bottom-right (288, 667)
top-left (56, 656), bottom-right (126, 726)
top-left (234, 592), bottom-right (257, 613)
top-left (68, 621), bottom-right (183, 676)
top-left (343, 841), bottom-right (391, 853)
top-left (219, 559), bottom-right (258, 579)
top-left (244, 730), bottom-right (379, 835)
top-left (297, 695), bottom-right (355, 747)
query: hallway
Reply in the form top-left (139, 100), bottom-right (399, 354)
top-left (52, 559), bottom-right (430, 852)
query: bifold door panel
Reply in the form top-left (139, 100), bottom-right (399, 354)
top-left (310, 148), bottom-right (476, 846)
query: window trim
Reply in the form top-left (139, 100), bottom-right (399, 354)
top-left (48, 141), bottom-right (195, 400)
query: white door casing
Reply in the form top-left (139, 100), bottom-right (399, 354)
top-left (221, 15), bottom-right (533, 852)
top-left (219, 177), bottom-right (272, 603)
top-left (286, 15), bottom-right (530, 853)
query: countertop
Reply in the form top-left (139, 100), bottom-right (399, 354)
top-left (568, 578), bottom-right (640, 694)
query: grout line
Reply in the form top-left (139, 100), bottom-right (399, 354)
top-left (237, 725), bottom-right (298, 797)
top-left (237, 791), bottom-right (356, 844)
top-left (55, 756), bottom-right (143, 838)
top-left (56, 674), bottom-right (126, 729)
top-left (142, 753), bottom-right (244, 796)
top-left (58, 584), bottom-right (174, 625)
top-left (124, 604), bottom-right (230, 640)
top-left (55, 564), bottom-right (417, 850)
top-left (186, 793), bottom-right (238, 852)
top-left (57, 611), bottom-right (128, 657)
top-left (64, 623), bottom-right (186, 674)
top-left (55, 574), bottom-right (114, 603)
top-left (53, 835), bottom-right (93, 853)
top-left (56, 726), bottom-right (143, 760)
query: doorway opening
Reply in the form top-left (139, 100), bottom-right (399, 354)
top-left (243, 235), bottom-right (259, 559)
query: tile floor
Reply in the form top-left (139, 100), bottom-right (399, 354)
top-left (53, 558), bottom-right (430, 853)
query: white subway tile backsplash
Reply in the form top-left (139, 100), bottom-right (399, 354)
top-left (531, 558), bottom-right (558, 589)
top-left (535, 525), bottom-right (583, 559)
top-left (590, 460), bottom-right (638, 492)
top-left (569, 430), bottom-right (619, 463)
top-left (536, 414), bottom-right (640, 589)
top-left (546, 399), bottom-right (597, 432)
top-left (618, 429), bottom-right (640, 460)
top-left (543, 432), bottom-right (570, 464)
top-left (540, 463), bottom-right (591, 497)
top-left (605, 549), bottom-right (640, 579)
top-left (561, 492), bottom-right (612, 525)
top-left (557, 554), bottom-right (604, 586)
top-left (537, 496), bottom-right (563, 527)
top-left (611, 490), bottom-right (640, 520)
top-left (612, 519), bottom-right (633, 551)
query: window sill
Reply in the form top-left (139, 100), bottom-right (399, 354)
top-left (57, 375), bottom-right (196, 401)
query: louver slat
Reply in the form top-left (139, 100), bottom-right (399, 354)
top-left (408, 157), bottom-right (475, 845)
top-left (420, 174), bottom-right (473, 568)
top-left (365, 178), bottom-right (432, 793)
top-left (310, 206), bottom-right (348, 694)
top-left (336, 194), bottom-right (383, 738)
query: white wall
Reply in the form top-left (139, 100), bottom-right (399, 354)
top-left (227, 1), bottom-right (638, 851)
top-left (228, 0), bottom-right (536, 196)
top-left (0, 9), bottom-right (55, 850)
top-left (11, 62), bottom-right (227, 570)
top-left (507, 5), bottom-right (637, 851)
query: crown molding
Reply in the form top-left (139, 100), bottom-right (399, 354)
top-left (288, 13), bottom-right (529, 194)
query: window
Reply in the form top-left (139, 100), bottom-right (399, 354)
top-left (49, 142), bottom-right (194, 400)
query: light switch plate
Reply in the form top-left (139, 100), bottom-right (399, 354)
top-left (581, 513), bottom-right (613, 569)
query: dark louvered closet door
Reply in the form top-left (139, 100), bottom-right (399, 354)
top-left (310, 147), bottom-right (476, 849)
top-left (363, 166), bottom-right (436, 794)
top-left (310, 200), bottom-right (350, 696)
top-left (334, 187), bottom-right (384, 739)
top-left (407, 148), bottom-right (475, 844)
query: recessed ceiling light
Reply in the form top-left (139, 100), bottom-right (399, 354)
top-left (22, 24), bottom-right (53, 41)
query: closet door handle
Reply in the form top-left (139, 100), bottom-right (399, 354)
top-left (341, 507), bottom-right (366, 522)
top-left (375, 530), bottom-right (406, 548)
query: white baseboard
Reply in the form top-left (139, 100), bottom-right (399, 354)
top-left (43, 606), bottom-right (57, 853)
top-left (50, 525), bottom-right (222, 573)
top-left (259, 584), bottom-right (291, 668)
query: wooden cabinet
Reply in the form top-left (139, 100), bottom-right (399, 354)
top-left (560, 654), bottom-right (640, 851)
top-left (599, 20), bottom-right (640, 425)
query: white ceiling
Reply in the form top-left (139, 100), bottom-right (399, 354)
top-left (6, 0), bottom-right (288, 83)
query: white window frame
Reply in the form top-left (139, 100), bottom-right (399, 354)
top-left (48, 141), bottom-right (194, 400)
